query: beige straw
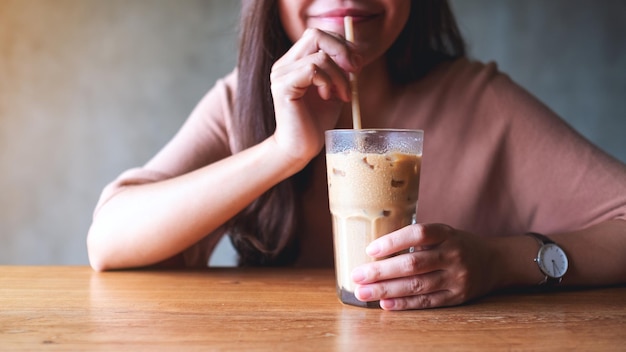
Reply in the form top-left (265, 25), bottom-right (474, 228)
top-left (344, 16), bottom-right (362, 129)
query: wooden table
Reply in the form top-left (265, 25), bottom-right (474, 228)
top-left (1, 266), bottom-right (624, 351)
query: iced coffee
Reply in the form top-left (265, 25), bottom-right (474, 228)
top-left (325, 129), bottom-right (423, 308)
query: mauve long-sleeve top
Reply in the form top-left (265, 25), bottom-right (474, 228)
top-left (92, 58), bottom-right (626, 267)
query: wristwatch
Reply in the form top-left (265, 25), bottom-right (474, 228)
top-left (525, 232), bottom-right (569, 286)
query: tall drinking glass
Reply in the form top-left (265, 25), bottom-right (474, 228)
top-left (325, 129), bottom-right (423, 307)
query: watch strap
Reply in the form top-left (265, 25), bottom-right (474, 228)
top-left (526, 232), bottom-right (555, 246)
top-left (525, 232), bottom-right (563, 286)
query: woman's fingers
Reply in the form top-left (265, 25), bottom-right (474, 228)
top-left (366, 223), bottom-right (453, 259)
top-left (271, 28), bottom-right (360, 102)
top-left (353, 258), bottom-right (470, 310)
top-left (352, 250), bottom-right (444, 284)
top-left (354, 269), bottom-right (467, 310)
top-left (275, 28), bottom-right (358, 73)
top-left (351, 224), bottom-right (499, 310)
top-left (379, 290), bottom-right (459, 311)
top-left (354, 269), bottom-right (444, 300)
top-left (267, 28), bottom-right (361, 166)
top-left (271, 50), bottom-right (351, 102)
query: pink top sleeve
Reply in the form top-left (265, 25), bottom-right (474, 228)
top-left (491, 69), bottom-right (626, 231)
top-left (413, 59), bottom-right (626, 237)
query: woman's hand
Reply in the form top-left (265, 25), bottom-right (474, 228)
top-left (270, 28), bottom-right (361, 166)
top-left (351, 223), bottom-right (500, 310)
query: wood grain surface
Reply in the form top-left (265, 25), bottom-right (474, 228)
top-left (1, 266), bottom-right (624, 351)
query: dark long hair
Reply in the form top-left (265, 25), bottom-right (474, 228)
top-left (229, 0), bottom-right (466, 266)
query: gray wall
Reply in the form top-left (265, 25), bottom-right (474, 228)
top-left (1, 0), bottom-right (624, 266)
top-left (450, 0), bottom-right (626, 160)
top-left (0, 0), bottom-right (240, 265)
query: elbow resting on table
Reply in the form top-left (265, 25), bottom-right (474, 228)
top-left (86, 222), bottom-right (126, 272)
top-left (87, 227), bottom-right (109, 272)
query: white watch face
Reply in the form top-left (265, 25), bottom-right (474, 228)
top-left (537, 243), bottom-right (569, 278)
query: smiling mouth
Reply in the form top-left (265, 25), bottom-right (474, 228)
top-left (311, 9), bottom-right (379, 23)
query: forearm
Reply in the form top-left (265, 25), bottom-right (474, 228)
top-left (492, 219), bottom-right (626, 289)
top-left (551, 219), bottom-right (626, 286)
top-left (87, 137), bottom-right (305, 271)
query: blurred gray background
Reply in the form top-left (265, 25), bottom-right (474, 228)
top-left (1, 0), bottom-right (624, 266)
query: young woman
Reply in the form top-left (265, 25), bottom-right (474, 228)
top-left (88, 0), bottom-right (626, 310)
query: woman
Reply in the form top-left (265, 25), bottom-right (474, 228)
top-left (87, 0), bottom-right (626, 310)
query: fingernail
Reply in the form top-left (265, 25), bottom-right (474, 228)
top-left (366, 242), bottom-right (381, 257)
top-left (356, 286), bottom-right (373, 300)
top-left (351, 267), bottom-right (366, 283)
top-left (379, 299), bottom-right (396, 310)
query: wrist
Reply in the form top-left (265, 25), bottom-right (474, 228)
top-left (489, 235), bottom-right (547, 290)
top-left (265, 135), bottom-right (316, 176)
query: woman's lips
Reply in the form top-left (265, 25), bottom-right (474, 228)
top-left (306, 7), bottom-right (380, 36)
top-left (310, 9), bottom-right (379, 24)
